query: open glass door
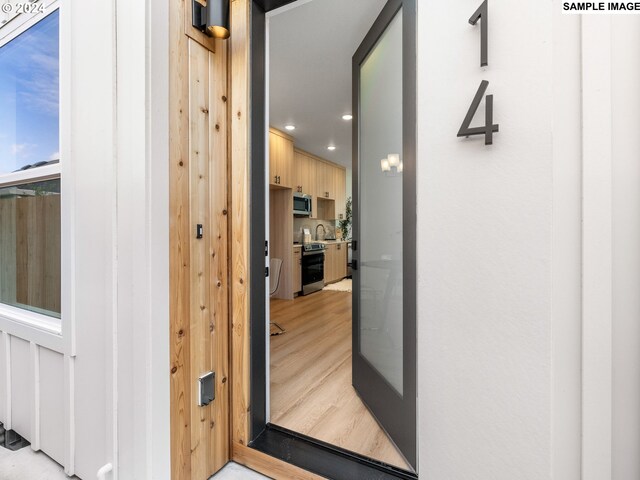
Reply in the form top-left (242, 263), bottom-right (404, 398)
top-left (352, 0), bottom-right (416, 470)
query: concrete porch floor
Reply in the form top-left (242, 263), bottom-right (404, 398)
top-left (0, 446), bottom-right (74, 480)
top-left (0, 445), bottom-right (270, 480)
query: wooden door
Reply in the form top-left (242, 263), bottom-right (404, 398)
top-left (170, 1), bottom-right (230, 477)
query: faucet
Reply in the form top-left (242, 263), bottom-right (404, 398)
top-left (315, 224), bottom-right (325, 241)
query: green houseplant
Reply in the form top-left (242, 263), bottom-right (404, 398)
top-left (338, 196), bottom-right (352, 240)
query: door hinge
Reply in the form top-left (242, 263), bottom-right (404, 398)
top-left (265, 240), bottom-right (269, 257)
top-left (265, 266), bottom-right (270, 277)
top-left (198, 371), bottom-right (215, 407)
top-left (352, 259), bottom-right (358, 270)
top-left (351, 240), bottom-right (357, 250)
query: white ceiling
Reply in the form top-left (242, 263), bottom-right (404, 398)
top-left (268, 0), bottom-right (387, 168)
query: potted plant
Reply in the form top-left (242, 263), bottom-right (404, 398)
top-left (338, 196), bottom-right (352, 240)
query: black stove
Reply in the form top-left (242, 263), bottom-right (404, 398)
top-left (301, 243), bottom-right (325, 295)
top-left (302, 242), bottom-right (325, 254)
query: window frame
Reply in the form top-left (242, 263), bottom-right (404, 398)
top-left (0, 0), bottom-right (69, 354)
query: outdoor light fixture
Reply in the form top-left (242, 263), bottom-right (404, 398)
top-left (193, 0), bottom-right (230, 39)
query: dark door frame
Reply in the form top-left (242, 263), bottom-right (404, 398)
top-left (247, 1), bottom-right (418, 478)
top-left (352, 0), bottom-right (417, 469)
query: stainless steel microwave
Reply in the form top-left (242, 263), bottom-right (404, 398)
top-left (293, 193), bottom-right (312, 216)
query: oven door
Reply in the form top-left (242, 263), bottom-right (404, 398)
top-left (301, 251), bottom-right (324, 294)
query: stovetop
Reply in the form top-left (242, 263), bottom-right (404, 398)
top-left (302, 242), bottom-right (325, 252)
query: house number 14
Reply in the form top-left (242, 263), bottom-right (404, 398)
top-left (457, 0), bottom-right (499, 146)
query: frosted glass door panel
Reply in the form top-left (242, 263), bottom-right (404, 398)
top-left (358, 10), bottom-right (403, 395)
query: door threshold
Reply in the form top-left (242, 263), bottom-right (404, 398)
top-left (249, 424), bottom-right (417, 480)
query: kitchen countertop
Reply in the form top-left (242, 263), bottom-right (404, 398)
top-left (293, 240), bottom-right (351, 247)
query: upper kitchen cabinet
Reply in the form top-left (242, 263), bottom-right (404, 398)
top-left (293, 149), bottom-right (317, 196)
top-left (316, 161), bottom-right (336, 200)
top-left (269, 128), bottom-right (294, 189)
top-left (334, 167), bottom-right (346, 221)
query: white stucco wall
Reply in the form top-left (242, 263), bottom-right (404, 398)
top-left (417, 2), bottom-right (640, 480)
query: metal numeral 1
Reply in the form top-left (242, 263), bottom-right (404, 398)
top-left (469, 0), bottom-right (488, 67)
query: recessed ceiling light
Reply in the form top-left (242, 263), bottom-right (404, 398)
top-left (285, 125), bottom-right (296, 131)
top-left (327, 146), bottom-right (336, 151)
top-left (342, 114), bottom-right (353, 121)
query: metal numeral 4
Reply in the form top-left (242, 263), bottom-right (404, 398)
top-left (457, 80), bottom-right (499, 146)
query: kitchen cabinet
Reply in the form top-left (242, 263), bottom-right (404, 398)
top-left (334, 242), bottom-right (347, 279)
top-left (323, 242), bottom-right (348, 284)
top-left (316, 161), bottom-right (336, 200)
top-left (334, 167), bottom-right (346, 221)
top-left (293, 246), bottom-right (302, 294)
top-left (293, 150), bottom-right (316, 195)
top-left (269, 128), bottom-right (293, 188)
top-left (292, 148), bottom-right (346, 220)
top-left (324, 244), bottom-right (337, 284)
top-left (293, 150), bottom-right (317, 218)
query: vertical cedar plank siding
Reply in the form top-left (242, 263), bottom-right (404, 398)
top-left (170, 0), bottom-right (230, 477)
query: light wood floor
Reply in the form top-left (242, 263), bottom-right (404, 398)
top-left (269, 290), bottom-right (411, 470)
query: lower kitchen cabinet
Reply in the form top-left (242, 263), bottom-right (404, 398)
top-left (324, 243), bottom-right (348, 284)
top-left (293, 246), bottom-right (302, 294)
top-left (334, 242), bottom-right (347, 280)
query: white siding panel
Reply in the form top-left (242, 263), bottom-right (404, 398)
top-left (611, 15), bottom-right (640, 480)
top-left (10, 336), bottom-right (32, 440)
top-left (0, 331), bottom-right (6, 424)
top-left (39, 347), bottom-right (65, 465)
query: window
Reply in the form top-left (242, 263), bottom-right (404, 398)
top-left (0, 9), bottom-right (61, 320)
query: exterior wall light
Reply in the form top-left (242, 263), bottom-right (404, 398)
top-left (193, 0), bottom-right (230, 39)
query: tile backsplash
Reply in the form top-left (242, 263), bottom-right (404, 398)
top-left (293, 218), bottom-right (337, 243)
